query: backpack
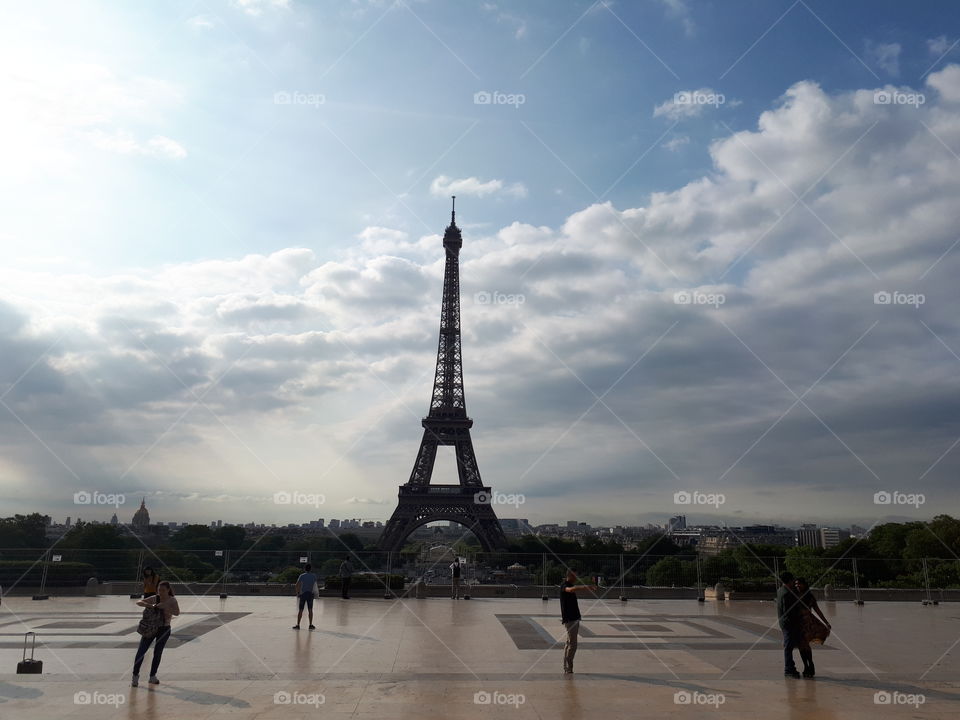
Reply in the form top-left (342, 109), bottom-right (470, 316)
top-left (137, 603), bottom-right (165, 639)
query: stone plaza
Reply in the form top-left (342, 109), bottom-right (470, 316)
top-left (0, 594), bottom-right (957, 719)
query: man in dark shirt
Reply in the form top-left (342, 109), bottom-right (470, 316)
top-left (450, 558), bottom-right (462, 599)
top-left (559, 570), bottom-right (596, 674)
top-left (775, 571), bottom-right (803, 678)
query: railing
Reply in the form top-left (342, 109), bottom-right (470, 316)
top-left (1, 548), bottom-right (958, 599)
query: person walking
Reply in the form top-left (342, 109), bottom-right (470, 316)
top-left (450, 558), bottom-right (462, 599)
top-left (776, 572), bottom-right (803, 678)
top-left (339, 555), bottom-right (354, 599)
top-left (141, 567), bottom-right (159, 599)
top-left (132, 580), bottom-right (179, 687)
top-left (292, 563), bottom-right (318, 630)
top-left (559, 569), bottom-right (596, 674)
top-left (794, 577), bottom-right (831, 677)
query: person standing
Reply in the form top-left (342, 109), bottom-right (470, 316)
top-left (292, 563), bottom-right (318, 630)
top-left (339, 555), bottom-right (354, 599)
top-left (450, 558), bottom-right (462, 599)
top-left (794, 577), bottom-right (831, 677)
top-left (559, 570), bottom-right (596, 674)
top-left (776, 572), bottom-right (803, 678)
top-left (141, 567), bottom-right (159, 599)
top-left (132, 580), bottom-right (179, 687)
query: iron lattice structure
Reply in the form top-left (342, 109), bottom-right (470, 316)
top-left (378, 200), bottom-right (508, 552)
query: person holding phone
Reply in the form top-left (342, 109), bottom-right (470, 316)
top-left (132, 580), bottom-right (179, 687)
top-left (560, 570), bottom-right (596, 674)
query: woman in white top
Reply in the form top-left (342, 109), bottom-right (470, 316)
top-left (132, 580), bottom-right (180, 686)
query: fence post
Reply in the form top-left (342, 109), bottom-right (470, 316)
top-left (921, 557), bottom-right (932, 605)
top-left (696, 554), bottom-right (704, 602)
top-left (619, 554), bottom-right (627, 602)
top-left (33, 549), bottom-right (51, 600)
top-left (852, 557), bottom-right (863, 604)
top-left (219, 550), bottom-right (229, 599)
top-left (384, 551), bottom-right (393, 599)
top-left (541, 553), bottom-right (549, 601)
top-left (130, 549), bottom-right (144, 598)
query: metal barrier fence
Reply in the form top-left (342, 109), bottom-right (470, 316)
top-left (1, 548), bottom-right (958, 598)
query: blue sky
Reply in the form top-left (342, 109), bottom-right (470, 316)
top-left (2, 0), bottom-right (960, 530)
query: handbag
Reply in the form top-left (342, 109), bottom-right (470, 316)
top-left (137, 602), bottom-right (165, 639)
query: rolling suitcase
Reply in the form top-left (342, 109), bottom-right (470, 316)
top-left (17, 632), bottom-right (42, 674)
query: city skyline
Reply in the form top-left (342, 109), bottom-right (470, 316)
top-left (2, 1), bottom-right (960, 533)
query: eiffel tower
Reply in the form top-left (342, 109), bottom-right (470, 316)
top-left (378, 199), bottom-right (508, 552)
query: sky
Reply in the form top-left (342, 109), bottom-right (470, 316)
top-left (1, 0), bottom-right (960, 531)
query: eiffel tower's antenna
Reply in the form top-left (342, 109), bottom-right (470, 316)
top-left (451, 195), bottom-right (456, 224)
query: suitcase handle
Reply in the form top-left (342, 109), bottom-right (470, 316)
top-left (23, 631), bottom-right (36, 662)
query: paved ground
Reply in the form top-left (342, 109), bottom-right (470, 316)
top-left (0, 594), bottom-right (957, 718)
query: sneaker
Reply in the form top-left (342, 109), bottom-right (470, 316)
top-left (784, 670), bottom-right (801, 679)
top-left (802, 668), bottom-right (815, 678)
top-left (292, 625), bottom-right (300, 630)
top-left (148, 676), bottom-right (160, 685)
top-left (308, 625), bottom-right (316, 630)
top-left (131, 674), bottom-right (139, 687)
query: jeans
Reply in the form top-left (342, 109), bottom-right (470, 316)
top-left (341, 577), bottom-right (351, 598)
top-left (782, 624), bottom-right (801, 673)
top-left (451, 577), bottom-right (460, 598)
top-left (134, 626), bottom-right (171, 677)
top-left (563, 620), bottom-right (580, 671)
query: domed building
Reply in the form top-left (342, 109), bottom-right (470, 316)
top-left (131, 498), bottom-right (150, 533)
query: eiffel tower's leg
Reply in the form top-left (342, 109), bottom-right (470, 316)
top-left (408, 430), bottom-right (439, 487)
top-left (453, 431), bottom-right (483, 488)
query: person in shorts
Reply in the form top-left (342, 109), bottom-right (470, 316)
top-left (292, 563), bottom-right (318, 630)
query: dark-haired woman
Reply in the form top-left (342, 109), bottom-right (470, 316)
top-left (795, 577), bottom-right (831, 677)
top-left (141, 567), bottom-right (159, 598)
top-left (132, 580), bottom-right (179, 686)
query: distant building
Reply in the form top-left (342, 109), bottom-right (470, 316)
top-left (131, 498), bottom-right (150, 533)
top-left (669, 515), bottom-right (687, 530)
top-left (796, 524), bottom-right (820, 548)
top-left (819, 527), bottom-right (842, 549)
top-left (328, 519), bottom-right (341, 529)
top-left (566, 521), bottom-right (578, 529)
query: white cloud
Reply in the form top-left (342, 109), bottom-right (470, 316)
top-left (186, 14), bottom-right (216, 30)
top-left (87, 130), bottom-right (187, 160)
top-left (653, 88), bottom-right (727, 120)
top-left (927, 64), bottom-right (960, 103)
top-left (232, 0), bottom-right (290, 16)
top-left (927, 35), bottom-right (956, 57)
top-left (866, 40), bottom-right (901, 76)
top-left (663, 135), bottom-right (690, 151)
top-left (430, 175), bottom-right (527, 199)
